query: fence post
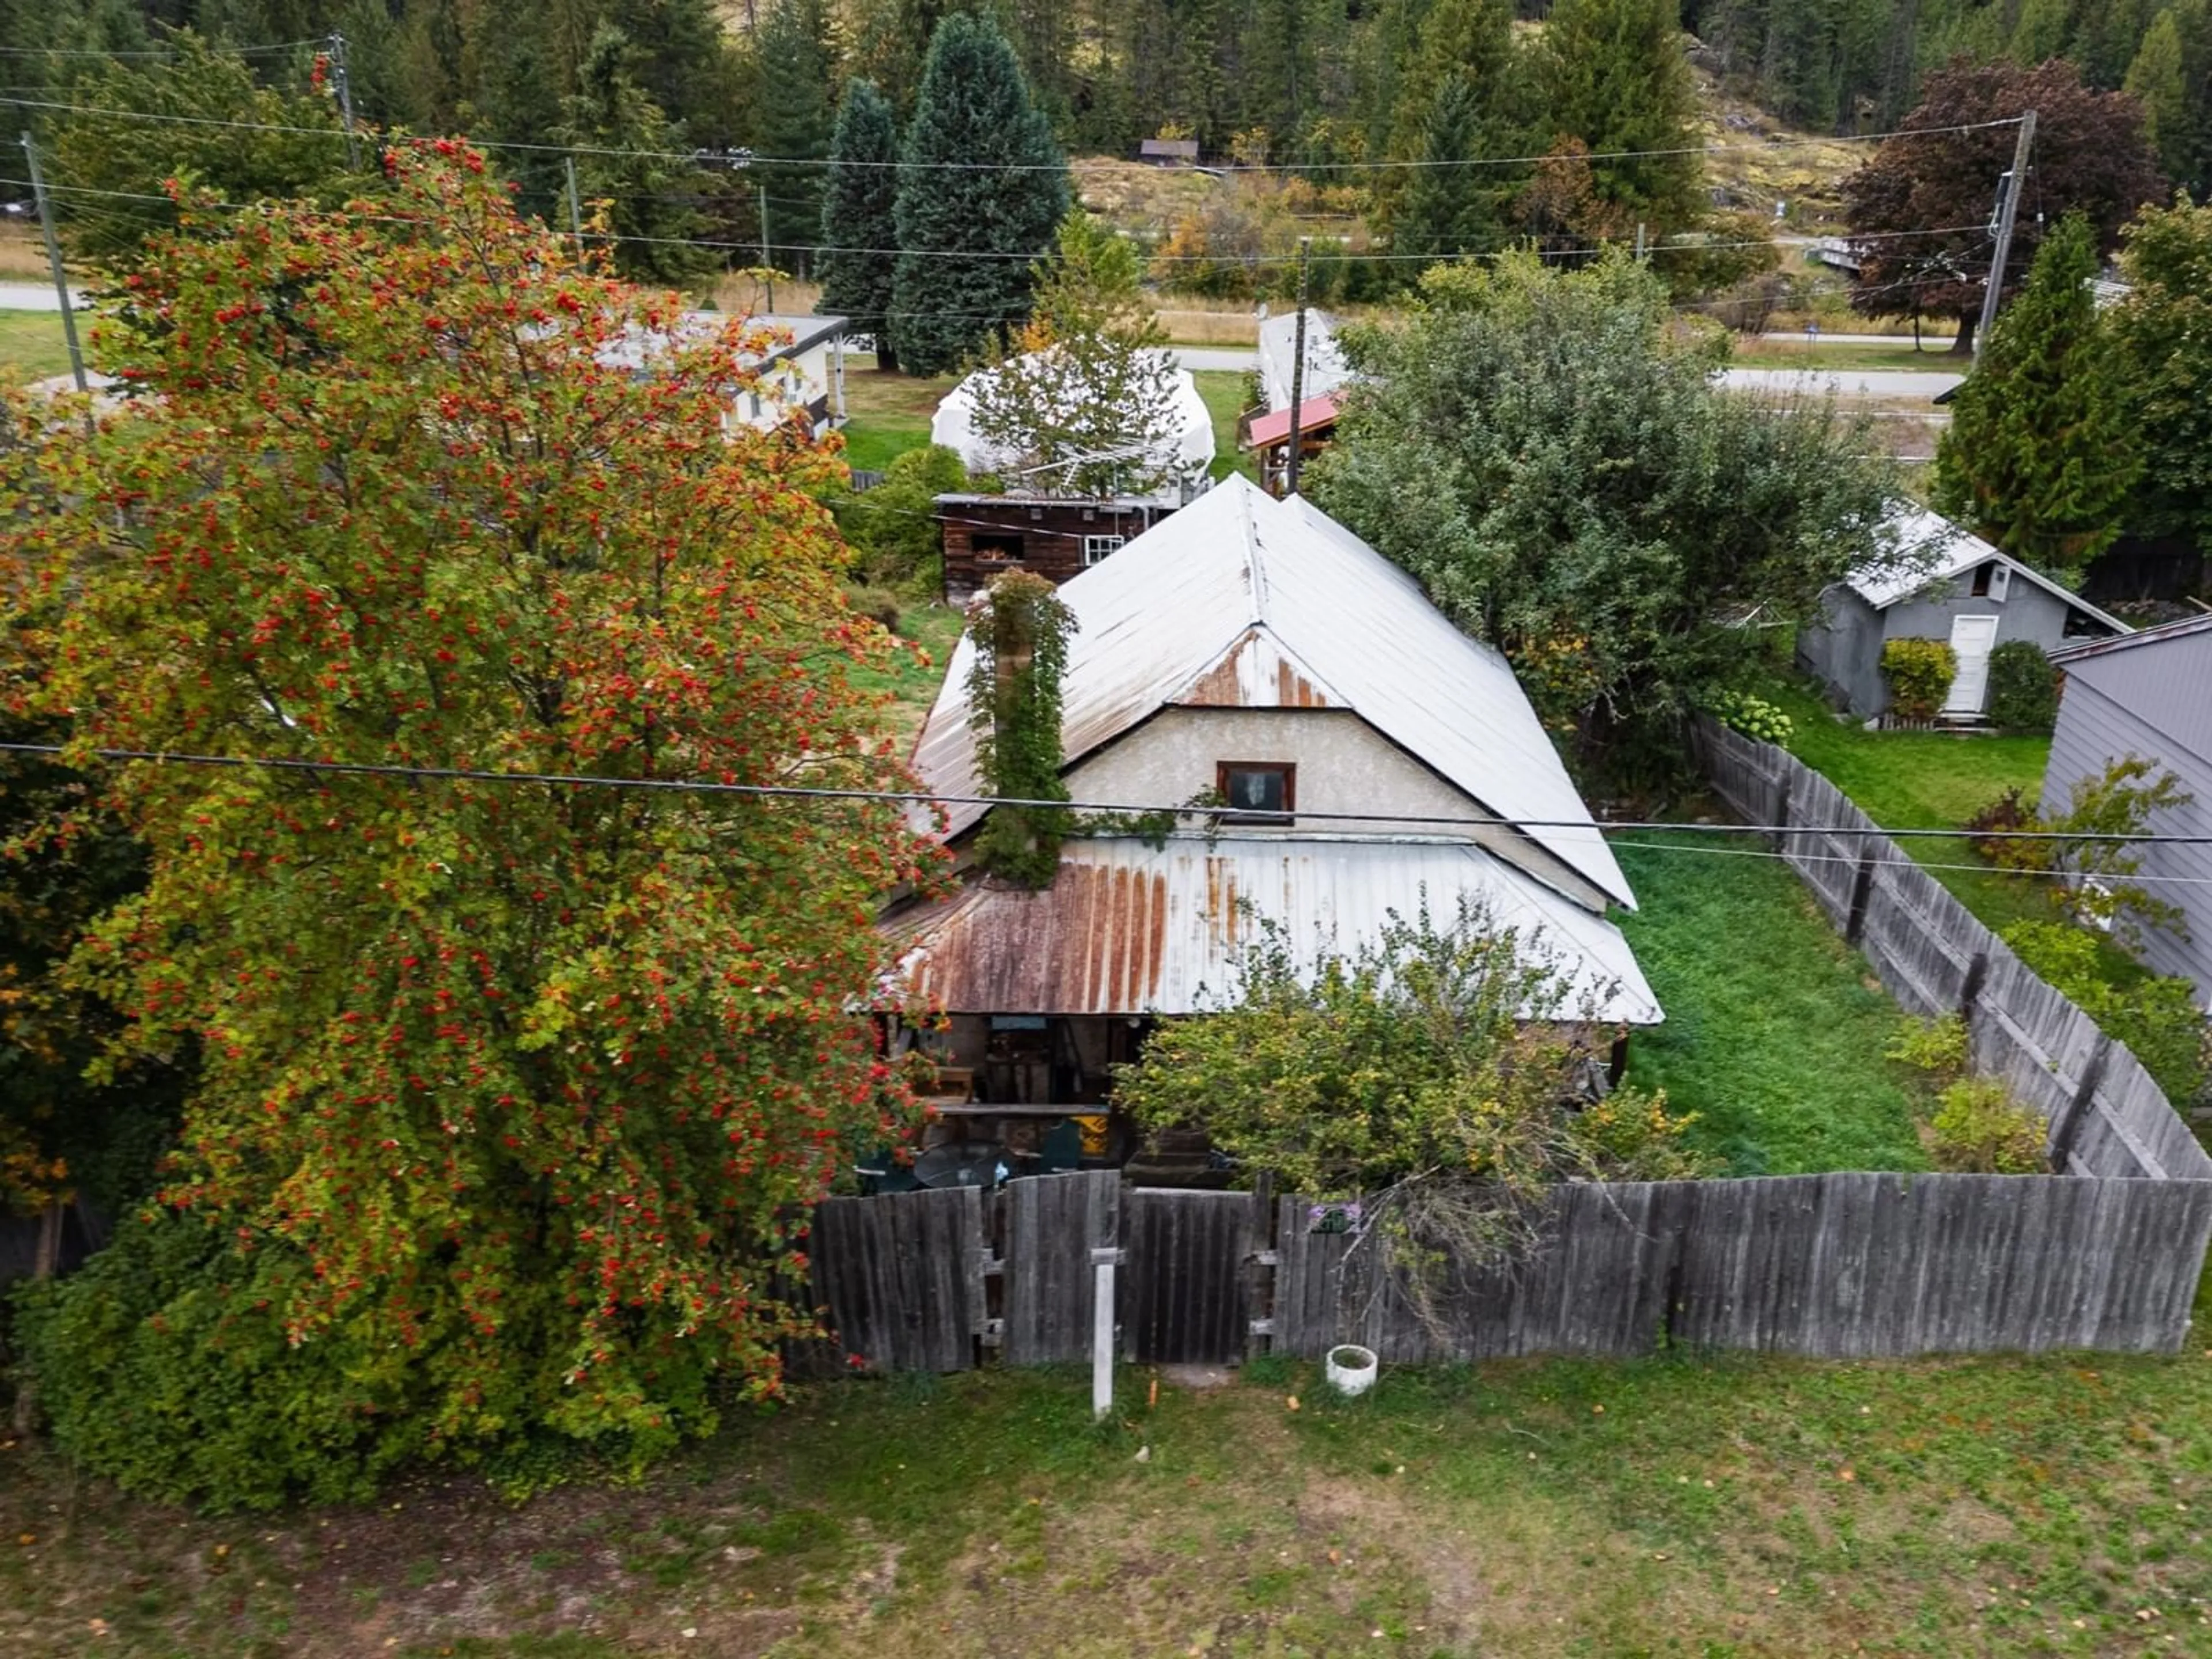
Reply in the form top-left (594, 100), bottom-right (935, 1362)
top-left (2048, 1034), bottom-right (2114, 1174)
top-left (1958, 949), bottom-right (1990, 1025)
top-left (1844, 837), bottom-right (1879, 945)
top-left (1091, 1245), bottom-right (1117, 1420)
top-left (1246, 1171), bottom-right (1278, 1359)
top-left (1768, 765), bottom-right (1793, 852)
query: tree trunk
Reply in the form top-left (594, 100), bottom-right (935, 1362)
top-left (7, 1199), bottom-right (63, 1435)
top-left (1948, 312), bottom-right (1977, 357)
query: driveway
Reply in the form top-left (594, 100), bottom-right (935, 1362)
top-left (1172, 347), bottom-right (1259, 373)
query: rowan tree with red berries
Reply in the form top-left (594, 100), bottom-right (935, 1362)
top-left (1, 145), bottom-right (937, 1507)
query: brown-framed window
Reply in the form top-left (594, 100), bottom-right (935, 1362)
top-left (1217, 761), bottom-right (1296, 824)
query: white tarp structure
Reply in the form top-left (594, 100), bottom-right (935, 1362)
top-left (929, 348), bottom-right (1215, 500)
top-left (1257, 308), bottom-right (1351, 411)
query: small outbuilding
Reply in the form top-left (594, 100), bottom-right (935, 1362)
top-left (1796, 506), bottom-right (2130, 720)
top-left (934, 493), bottom-right (1183, 603)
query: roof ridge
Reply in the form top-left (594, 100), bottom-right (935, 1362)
top-left (1242, 477), bottom-right (1272, 626)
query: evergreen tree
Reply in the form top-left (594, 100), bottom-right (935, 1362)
top-left (889, 13), bottom-right (1069, 376)
top-left (819, 78), bottom-right (903, 366)
top-left (2111, 198), bottom-right (2212, 550)
top-left (556, 24), bottom-right (714, 286)
top-left (751, 0), bottom-right (839, 279)
top-left (1933, 214), bottom-right (2141, 581)
top-left (1374, 0), bottom-right (1522, 234)
top-left (1533, 0), bottom-right (1704, 234)
top-left (1395, 75), bottom-right (1499, 260)
top-left (2126, 2), bottom-right (2212, 198)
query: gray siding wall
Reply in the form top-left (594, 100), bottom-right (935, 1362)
top-left (1883, 572), bottom-right (2082, 659)
top-left (1797, 588), bottom-right (1889, 715)
top-left (2044, 675), bottom-right (2212, 1001)
top-left (2066, 628), bottom-right (2212, 772)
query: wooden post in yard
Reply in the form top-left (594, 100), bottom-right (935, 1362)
top-left (1092, 1245), bottom-right (1116, 1420)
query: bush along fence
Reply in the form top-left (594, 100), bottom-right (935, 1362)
top-left (796, 724), bottom-right (2212, 1375)
top-left (1691, 717), bottom-right (2212, 1183)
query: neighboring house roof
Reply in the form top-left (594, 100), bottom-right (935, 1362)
top-left (1842, 505), bottom-right (2132, 635)
top-left (1241, 393), bottom-right (1342, 450)
top-left (885, 834), bottom-right (1661, 1023)
top-left (2050, 610), bottom-right (2212, 666)
top-left (1256, 308), bottom-right (1351, 411)
top-left (907, 475), bottom-right (1635, 910)
top-left (593, 310), bottom-right (846, 376)
top-left (927, 349), bottom-right (1215, 496)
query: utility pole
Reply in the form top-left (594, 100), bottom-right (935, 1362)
top-left (564, 155), bottom-right (586, 259)
top-left (328, 32), bottom-right (359, 172)
top-left (1634, 221), bottom-right (1647, 262)
top-left (20, 133), bottom-right (86, 396)
top-left (1974, 110), bottom-right (2036, 367)
top-left (758, 184), bottom-right (774, 312)
top-left (1284, 237), bottom-right (1312, 498)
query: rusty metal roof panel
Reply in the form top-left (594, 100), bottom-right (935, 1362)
top-left (910, 478), bottom-right (1635, 909)
top-left (884, 834), bottom-right (1660, 1024)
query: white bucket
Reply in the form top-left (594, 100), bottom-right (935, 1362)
top-left (1324, 1343), bottom-right (1378, 1398)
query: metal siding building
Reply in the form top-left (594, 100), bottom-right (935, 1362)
top-left (1798, 506), bottom-right (2128, 718)
top-left (2046, 616), bottom-right (2212, 1001)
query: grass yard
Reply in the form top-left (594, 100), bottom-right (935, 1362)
top-left (12, 1347), bottom-right (2212, 1656)
top-left (0, 310), bottom-right (74, 385)
top-left (849, 601), bottom-right (963, 749)
top-left (1191, 366), bottom-right (1260, 483)
top-left (1728, 340), bottom-right (1967, 372)
top-left (835, 366), bottom-right (957, 475)
top-left (1615, 833), bottom-right (1929, 1175)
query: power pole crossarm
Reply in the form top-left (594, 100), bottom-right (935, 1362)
top-left (1974, 111), bottom-right (2036, 367)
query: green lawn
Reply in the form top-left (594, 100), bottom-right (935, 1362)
top-left (1190, 366), bottom-right (1260, 483)
top-left (14, 1348), bottom-right (2212, 1656)
top-left (837, 366), bottom-right (957, 475)
top-left (848, 600), bottom-right (962, 748)
top-left (1729, 339), bottom-right (1967, 372)
top-left (0, 310), bottom-right (75, 384)
top-left (1616, 833), bottom-right (1929, 1175)
top-left (1758, 678), bottom-right (2074, 942)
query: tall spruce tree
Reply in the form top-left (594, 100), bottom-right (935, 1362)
top-left (2111, 198), bottom-right (2212, 551)
top-left (1533, 0), bottom-right (1704, 234)
top-left (1374, 0), bottom-right (1522, 236)
top-left (1395, 76), bottom-right (1498, 260)
top-left (889, 12), bottom-right (1069, 376)
top-left (819, 78), bottom-right (903, 366)
top-left (752, 0), bottom-right (839, 279)
top-left (2126, 1), bottom-right (2212, 199)
top-left (1934, 213), bottom-right (2141, 581)
top-left (556, 24), bottom-right (714, 286)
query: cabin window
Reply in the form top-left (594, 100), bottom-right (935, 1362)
top-left (1083, 535), bottom-right (1125, 566)
top-left (973, 532), bottom-right (1025, 565)
top-left (1971, 562), bottom-right (2012, 600)
top-left (1217, 762), bottom-right (1296, 824)
top-left (1970, 563), bottom-right (1990, 596)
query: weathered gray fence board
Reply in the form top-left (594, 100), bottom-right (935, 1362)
top-left (811, 1185), bottom-right (980, 1373)
top-left (1122, 1188), bottom-right (1251, 1363)
top-left (1270, 1174), bottom-right (2212, 1362)
top-left (1003, 1171), bottom-right (1120, 1365)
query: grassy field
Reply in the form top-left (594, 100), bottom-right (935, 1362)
top-left (1615, 832), bottom-right (1929, 1175)
top-left (836, 366), bottom-right (956, 475)
top-left (0, 310), bottom-right (74, 385)
top-left (12, 1346), bottom-right (2212, 1657)
top-left (1191, 367), bottom-right (1259, 483)
top-left (849, 601), bottom-right (963, 749)
top-left (1759, 677), bottom-right (2065, 941)
top-left (1729, 340), bottom-right (1966, 372)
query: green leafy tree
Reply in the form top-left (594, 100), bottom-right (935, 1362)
top-left (818, 78), bottom-right (903, 367)
top-left (1310, 252), bottom-right (1899, 777)
top-left (1531, 0), bottom-right (1704, 237)
top-left (966, 212), bottom-right (1187, 497)
top-left (1934, 214), bottom-right (2141, 580)
top-left (889, 12), bottom-right (1069, 376)
top-left (556, 24), bottom-right (715, 286)
top-left (830, 442), bottom-right (970, 590)
top-left (2111, 196), bottom-right (2212, 549)
top-left (0, 148), bottom-right (935, 1507)
top-left (964, 571), bottom-right (1075, 888)
top-left (48, 32), bottom-right (354, 269)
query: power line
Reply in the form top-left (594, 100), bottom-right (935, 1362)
top-left (0, 742), bottom-right (2204, 850)
top-left (0, 92), bottom-right (2027, 173)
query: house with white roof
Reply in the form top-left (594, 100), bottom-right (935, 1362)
top-left (1796, 505), bottom-right (2130, 720)
top-left (880, 476), bottom-right (1657, 1135)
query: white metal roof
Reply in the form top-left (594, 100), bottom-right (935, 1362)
top-left (1843, 505), bottom-right (2130, 634)
top-left (908, 475), bottom-right (1636, 910)
top-left (885, 834), bottom-right (1661, 1023)
top-left (929, 349), bottom-right (1214, 498)
top-left (1256, 308), bottom-right (1352, 411)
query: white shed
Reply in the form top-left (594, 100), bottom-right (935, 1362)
top-left (929, 348), bottom-right (1215, 501)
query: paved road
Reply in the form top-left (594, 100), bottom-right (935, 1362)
top-left (1173, 346), bottom-right (1259, 373)
top-left (1719, 366), bottom-right (1964, 400)
top-left (0, 280), bottom-right (88, 310)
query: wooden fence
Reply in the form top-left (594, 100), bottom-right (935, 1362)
top-left (802, 1169), bottom-right (2212, 1371)
top-left (1692, 717), bottom-right (2212, 1183)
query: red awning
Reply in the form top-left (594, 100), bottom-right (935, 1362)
top-left (1242, 392), bottom-right (1342, 450)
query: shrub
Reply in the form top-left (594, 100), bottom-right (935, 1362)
top-left (2002, 919), bottom-right (2210, 1103)
top-left (1985, 639), bottom-right (2059, 730)
top-left (843, 585), bottom-right (903, 631)
top-left (1879, 637), bottom-right (1956, 720)
top-left (1965, 785), bottom-right (2053, 871)
top-left (1706, 690), bottom-right (1794, 747)
top-left (1886, 1012), bottom-right (1968, 1077)
top-left (830, 442), bottom-right (968, 594)
top-left (1929, 1078), bottom-right (2048, 1173)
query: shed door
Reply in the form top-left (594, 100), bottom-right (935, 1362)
top-left (1944, 615), bottom-right (2000, 714)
